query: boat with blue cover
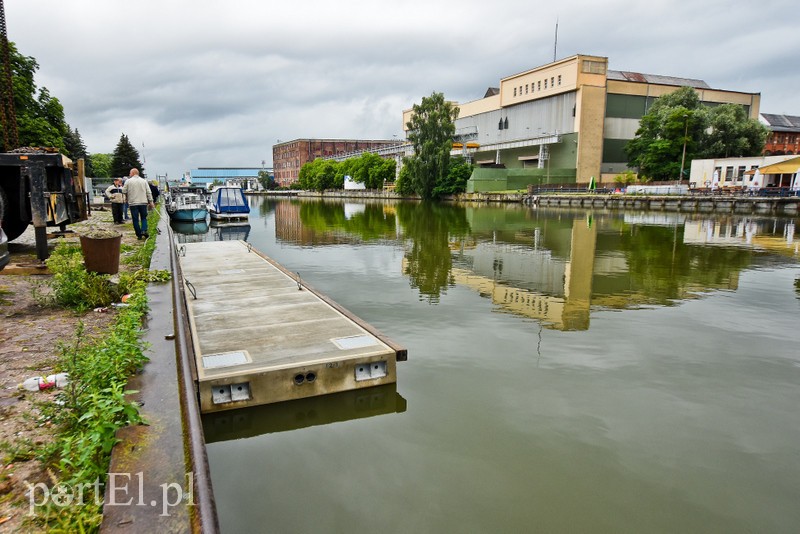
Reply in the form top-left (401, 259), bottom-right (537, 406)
top-left (208, 186), bottom-right (249, 221)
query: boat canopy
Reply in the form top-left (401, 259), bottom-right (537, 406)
top-left (211, 187), bottom-right (250, 214)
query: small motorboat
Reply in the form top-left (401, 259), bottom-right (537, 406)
top-left (166, 189), bottom-right (209, 222)
top-left (208, 186), bottom-right (250, 222)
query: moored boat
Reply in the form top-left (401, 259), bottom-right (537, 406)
top-left (166, 186), bottom-right (209, 222)
top-left (208, 186), bottom-right (249, 221)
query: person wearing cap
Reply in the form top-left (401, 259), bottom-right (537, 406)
top-left (104, 178), bottom-right (126, 224)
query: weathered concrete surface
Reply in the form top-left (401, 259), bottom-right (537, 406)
top-left (178, 240), bottom-right (399, 412)
top-left (101, 214), bottom-right (215, 533)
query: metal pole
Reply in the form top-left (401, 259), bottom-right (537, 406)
top-left (679, 115), bottom-right (689, 183)
top-left (25, 161), bottom-right (50, 261)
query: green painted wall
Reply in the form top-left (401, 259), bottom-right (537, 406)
top-left (602, 138), bottom-right (628, 162)
top-left (467, 167), bottom-right (578, 192)
top-left (606, 94), bottom-right (647, 119)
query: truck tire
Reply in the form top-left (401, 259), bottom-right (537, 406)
top-left (0, 183), bottom-right (29, 241)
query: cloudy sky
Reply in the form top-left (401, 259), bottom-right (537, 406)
top-left (7, 1), bottom-right (798, 179)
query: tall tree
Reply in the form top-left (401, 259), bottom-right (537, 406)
top-left (0, 42), bottom-right (69, 151)
top-left (111, 133), bottom-right (144, 177)
top-left (405, 92), bottom-right (458, 200)
top-left (63, 127), bottom-right (94, 176)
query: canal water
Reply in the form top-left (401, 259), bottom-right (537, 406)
top-left (177, 197), bottom-right (800, 533)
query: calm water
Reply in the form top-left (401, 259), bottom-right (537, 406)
top-left (179, 198), bottom-right (800, 533)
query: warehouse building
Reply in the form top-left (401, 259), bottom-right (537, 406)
top-left (403, 54), bottom-right (761, 191)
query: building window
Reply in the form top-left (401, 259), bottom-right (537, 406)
top-left (544, 79), bottom-right (548, 89)
top-left (737, 166), bottom-right (746, 182)
top-left (525, 84), bottom-right (528, 94)
top-left (538, 81), bottom-right (541, 91)
top-left (513, 87), bottom-right (517, 97)
top-left (551, 77), bottom-right (555, 86)
top-left (558, 75), bottom-right (562, 85)
top-left (582, 60), bottom-right (606, 74)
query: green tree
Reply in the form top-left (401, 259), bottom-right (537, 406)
top-left (258, 169), bottom-right (276, 190)
top-left (626, 86), bottom-right (767, 181)
top-left (433, 156), bottom-right (473, 197)
top-left (342, 152), bottom-right (395, 189)
top-left (394, 161), bottom-right (415, 196)
top-left (701, 104), bottom-right (768, 159)
top-left (90, 153), bottom-right (113, 178)
top-left (63, 128), bottom-right (94, 176)
top-left (298, 158), bottom-right (338, 192)
top-left (111, 134), bottom-right (144, 177)
top-left (368, 156), bottom-right (395, 190)
top-left (1, 42), bottom-right (69, 151)
top-left (405, 92), bottom-right (459, 200)
top-left (625, 87), bottom-right (704, 181)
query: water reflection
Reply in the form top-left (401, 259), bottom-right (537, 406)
top-left (172, 198), bottom-right (799, 331)
top-left (273, 199), bottom-right (398, 245)
top-left (209, 221), bottom-right (250, 241)
top-left (202, 384), bottom-right (406, 443)
top-left (170, 219), bottom-right (209, 243)
top-left (395, 202), bottom-right (470, 303)
top-left (201, 197), bottom-right (800, 534)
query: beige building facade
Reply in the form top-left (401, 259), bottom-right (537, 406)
top-left (404, 54), bottom-right (761, 187)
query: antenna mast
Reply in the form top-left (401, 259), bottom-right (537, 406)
top-left (553, 18), bottom-right (558, 62)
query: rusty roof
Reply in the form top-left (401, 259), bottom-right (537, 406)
top-left (608, 70), bottom-right (711, 89)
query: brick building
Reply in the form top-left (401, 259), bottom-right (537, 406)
top-left (273, 139), bottom-right (396, 187)
top-left (760, 114), bottom-right (800, 156)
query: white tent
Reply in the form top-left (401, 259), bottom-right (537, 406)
top-left (343, 175), bottom-right (365, 190)
top-left (791, 167), bottom-right (800, 192)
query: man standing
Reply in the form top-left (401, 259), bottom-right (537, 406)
top-left (121, 168), bottom-right (154, 239)
top-left (104, 177), bottom-right (126, 224)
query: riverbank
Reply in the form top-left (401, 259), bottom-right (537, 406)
top-left (260, 190), bottom-right (800, 214)
top-left (0, 208), bottom-right (157, 531)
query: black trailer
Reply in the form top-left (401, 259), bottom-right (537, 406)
top-left (0, 148), bottom-right (89, 261)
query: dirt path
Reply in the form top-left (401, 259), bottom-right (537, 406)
top-left (0, 208), bottom-right (142, 531)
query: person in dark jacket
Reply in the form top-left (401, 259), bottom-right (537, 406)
top-left (149, 181), bottom-right (161, 204)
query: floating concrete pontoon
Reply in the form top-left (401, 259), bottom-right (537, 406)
top-left (176, 240), bottom-right (406, 413)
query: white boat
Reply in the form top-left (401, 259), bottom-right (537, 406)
top-left (208, 186), bottom-right (249, 221)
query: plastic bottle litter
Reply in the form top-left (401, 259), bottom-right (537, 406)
top-left (19, 373), bottom-right (70, 391)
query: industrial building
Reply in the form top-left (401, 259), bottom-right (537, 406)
top-left (273, 139), bottom-right (397, 187)
top-left (187, 167), bottom-right (270, 190)
top-left (403, 54), bottom-right (761, 191)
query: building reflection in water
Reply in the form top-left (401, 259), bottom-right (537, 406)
top-left (269, 199), bottom-right (799, 332)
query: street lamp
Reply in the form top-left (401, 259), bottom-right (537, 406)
top-left (678, 113), bottom-right (689, 183)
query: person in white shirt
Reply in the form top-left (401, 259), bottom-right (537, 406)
top-left (121, 168), bottom-right (154, 239)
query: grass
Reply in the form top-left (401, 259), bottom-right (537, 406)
top-left (15, 208), bottom-right (170, 532)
